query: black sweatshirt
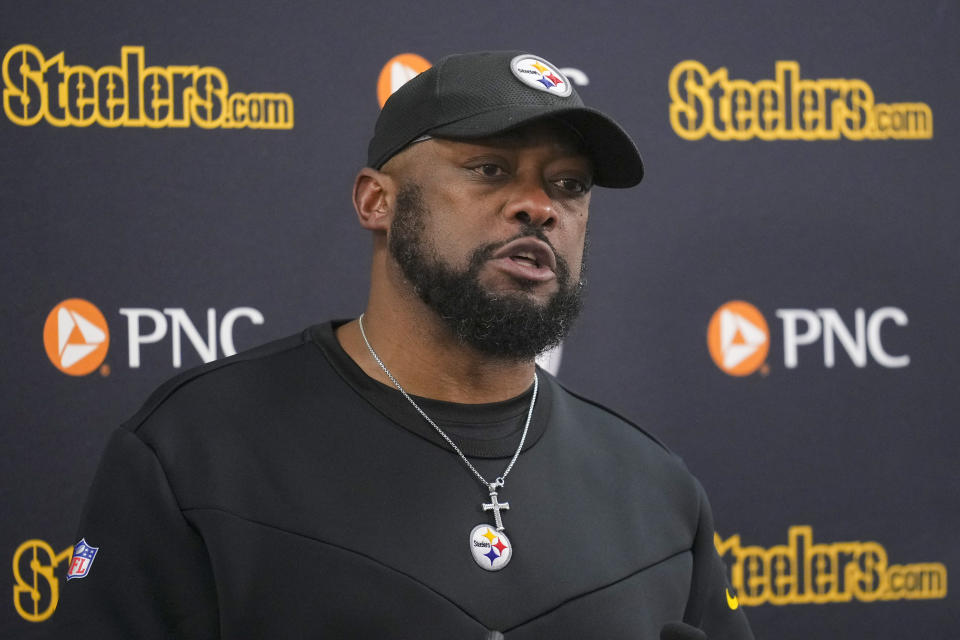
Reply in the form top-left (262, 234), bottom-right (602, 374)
top-left (54, 322), bottom-right (754, 639)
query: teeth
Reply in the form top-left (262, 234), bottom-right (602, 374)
top-left (512, 255), bottom-right (538, 266)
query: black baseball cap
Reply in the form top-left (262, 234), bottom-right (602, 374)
top-left (367, 51), bottom-right (644, 188)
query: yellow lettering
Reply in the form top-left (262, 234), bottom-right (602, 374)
top-left (142, 66), bottom-right (173, 127)
top-left (716, 525), bottom-right (947, 606)
top-left (669, 60), bottom-right (932, 141)
top-left (225, 91), bottom-right (295, 129)
top-left (12, 540), bottom-right (73, 622)
top-left (64, 64), bottom-right (97, 126)
top-left (754, 77), bottom-right (785, 139)
top-left (837, 79), bottom-right (874, 140)
top-left (883, 563), bottom-right (948, 600)
top-left (848, 542), bottom-right (887, 601)
top-left (2, 44), bottom-right (293, 130)
top-left (189, 66), bottom-right (228, 128)
top-left (95, 65), bottom-right (126, 127)
top-left (870, 102), bottom-right (933, 139)
top-left (3, 44), bottom-right (46, 125)
top-left (668, 60), bottom-right (723, 140)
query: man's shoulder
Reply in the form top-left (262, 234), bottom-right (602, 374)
top-left (121, 325), bottom-right (327, 442)
top-left (544, 373), bottom-right (671, 450)
top-left (549, 376), bottom-right (673, 452)
top-left (543, 372), bottom-right (704, 522)
top-left (543, 372), bottom-right (694, 481)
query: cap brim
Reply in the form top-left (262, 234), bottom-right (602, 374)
top-left (429, 105), bottom-right (643, 188)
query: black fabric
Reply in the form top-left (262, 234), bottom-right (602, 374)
top-left (314, 320), bottom-right (549, 457)
top-left (367, 50), bottom-right (643, 187)
top-left (54, 322), bottom-right (753, 639)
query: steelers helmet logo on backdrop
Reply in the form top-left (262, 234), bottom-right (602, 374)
top-left (510, 55), bottom-right (572, 97)
top-left (43, 299), bottom-right (110, 376)
top-left (707, 301), bottom-right (769, 377)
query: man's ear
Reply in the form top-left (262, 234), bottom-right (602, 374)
top-left (353, 168), bottom-right (394, 231)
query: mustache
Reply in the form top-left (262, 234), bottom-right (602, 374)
top-left (475, 226), bottom-right (559, 263)
top-left (466, 224), bottom-right (584, 290)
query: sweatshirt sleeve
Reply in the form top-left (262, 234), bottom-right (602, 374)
top-left (684, 480), bottom-right (754, 640)
top-left (53, 427), bottom-right (220, 638)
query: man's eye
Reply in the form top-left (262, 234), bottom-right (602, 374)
top-left (473, 164), bottom-right (505, 177)
top-left (555, 177), bottom-right (589, 194)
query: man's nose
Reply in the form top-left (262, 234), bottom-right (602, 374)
top-left (502, 177), bottom-right (558, 230)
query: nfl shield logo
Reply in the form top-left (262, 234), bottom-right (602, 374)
top-left (66, 538), bottom-right (98, 580)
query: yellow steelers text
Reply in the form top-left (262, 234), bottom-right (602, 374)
top-left (669, 60), bottom-right (932, 141)
top-left (715, 525), bottom-right (947, 605)
top-left (3, 44), bottom-right (294, 129)
top-left (12, 539), bottom-right (73, 622)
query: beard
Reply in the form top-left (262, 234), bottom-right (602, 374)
top-left (388, 182), bottom-right (586, 361)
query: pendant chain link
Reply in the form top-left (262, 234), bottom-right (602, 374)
top-left (357, 313), bottom-right (537, 492)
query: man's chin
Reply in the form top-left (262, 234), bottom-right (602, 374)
top-left (428, 278), bottom-right (582, 360)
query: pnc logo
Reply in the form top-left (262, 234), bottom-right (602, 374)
top-left (376, 53), bottom-right (432, 107)
top-left (43, 299), bottom-right (110, 376)
top-left (707, 301), bottom-right (770, 376)
top-left (707, 300), bottom-right (910, 375)
top-left (42, 299), bottom-right (265, 376)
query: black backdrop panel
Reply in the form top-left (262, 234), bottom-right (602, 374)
top-left (2, 2), bottom-right (956, 638)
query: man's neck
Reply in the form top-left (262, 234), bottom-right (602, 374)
top-left (335, 306), bottom-right (537, 405)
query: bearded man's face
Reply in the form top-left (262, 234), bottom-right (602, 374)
top-left (388, 182), bottom-right (587, 361)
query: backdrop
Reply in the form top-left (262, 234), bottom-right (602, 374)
top-left (3, 2), bottom-right (956, 638)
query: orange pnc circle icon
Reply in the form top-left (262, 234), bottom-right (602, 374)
top-left (43, 299), bottom-right (110, 376)
top-left (377, 53), bottom-right (432, 107)
top-left (707, 300), bottom-right (769, 376)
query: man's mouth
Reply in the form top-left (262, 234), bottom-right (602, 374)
top-left (493, 238), bottom-right (558, 272)
top-left (510, 252), bottom-right (542, 268)
top-left (488, 237), bottom-right (558, 283)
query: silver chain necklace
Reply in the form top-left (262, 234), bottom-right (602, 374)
top-left (358, 313), bottom-right (537, 571)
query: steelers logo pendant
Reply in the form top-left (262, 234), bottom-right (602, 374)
top-left (470, 524), bottom-right (512, 571)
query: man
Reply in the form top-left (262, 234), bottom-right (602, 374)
top-left (57, 51), bottom-right (753, 639)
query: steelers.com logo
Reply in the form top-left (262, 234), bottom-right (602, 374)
top-left (707, 300), bottom-right (769, 376)
top-left (43, 299), bottom-right (110, 376)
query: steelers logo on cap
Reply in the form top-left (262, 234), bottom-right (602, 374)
top-left (510, 55), bottom-right (572, 97)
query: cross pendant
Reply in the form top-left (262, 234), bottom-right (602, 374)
top-left (483, 483), bottom-right (510, 531)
